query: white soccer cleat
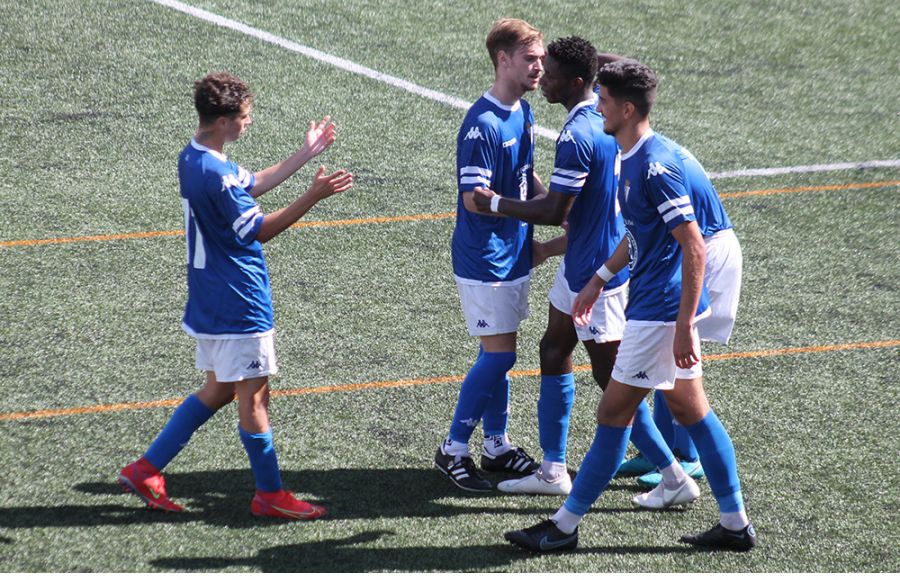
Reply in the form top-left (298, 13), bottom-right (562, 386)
top-left (632, 477), bottom-right (700, 509)
top-left (497, 469), bottom-right (572, 495)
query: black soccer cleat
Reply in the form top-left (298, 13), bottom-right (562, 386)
top-left (434, 447), bottom-right (492, 492)
top-left (505, 519), bottom-right (578, 553)
top-left (680, 523), bottom-right (757, 552)
top-left (481, 446), bottom-right (539, 475)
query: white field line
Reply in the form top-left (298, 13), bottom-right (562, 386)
top-left (150, 0), bottom-right (899, 178)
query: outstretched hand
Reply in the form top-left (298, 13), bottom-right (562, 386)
top-left (308, 165), bottom-right (353, 201)
top-left (304, 115), bottom-right (337, 159)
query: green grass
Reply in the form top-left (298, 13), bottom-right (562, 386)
top-left (1, 0), bottom-right (899, 572)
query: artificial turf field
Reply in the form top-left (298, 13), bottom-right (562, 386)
top-left (1, 0), bottom-right (898, 573)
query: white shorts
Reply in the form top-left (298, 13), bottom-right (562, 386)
top-left (696, 229), bottom-right (742, 344)
top-left (548, 261), bottom-right (627, 343)
top-left (456, 278), bottom-right (530, 336)
top-left (612, 321), bottom-right (702, 390)
top-left (195, 333), bottom-right (278, 382)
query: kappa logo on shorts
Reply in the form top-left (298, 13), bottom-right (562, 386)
top-left (589, 326), bottom-right (600, 335)
top-left (631, 371), bottom-right (650, 380)
top-left (459, 418), bottom-right (479, 427)
top-left (247, 360), bottom-right (262, 370)
top-left (476, 320), bottom-right (490, 328)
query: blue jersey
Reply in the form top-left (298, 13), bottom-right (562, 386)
top-left (452, 92), bottom-right (534, 284)
top-left (549, 97), bottom-right (627, 293)
top-left (178, 140), bottom-right (273, 337)
top-left (654, 134), bottom-right (732, 237)
top-left (618, 131), bottom-right (710, 322)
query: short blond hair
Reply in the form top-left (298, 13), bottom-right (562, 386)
top-left (485, 18), bottom-right (542, 69)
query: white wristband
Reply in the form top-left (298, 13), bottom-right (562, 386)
top-left (490, 194), bottom-right (501, 213)
top-left (596, 264), bottom-right (615, 283)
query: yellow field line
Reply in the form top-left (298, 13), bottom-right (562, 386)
top-left (2, 181), bottom-right (896, 249)
top-left (1, 339), bottom-right (896, 422)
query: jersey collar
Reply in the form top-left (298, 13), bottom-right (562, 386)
top-left (620, 129), bottom-right (655, 161)
top-left (190, 139), bottom-right (228, 163)
top-left (564, 94), bottom-right (598, 125)
top-left (483, 91), bottom-right (522, 112)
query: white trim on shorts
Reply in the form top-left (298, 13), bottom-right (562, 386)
top-left (612, 320), bottom-right (702, 390)
top-left (548, 261), bottom-right (627, 343)
top-left (195, 332), bottom-right (278, 382)
top-left (456, 278), bottom-right (530, 336)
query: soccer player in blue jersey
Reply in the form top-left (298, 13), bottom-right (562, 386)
top-left (471, 37), bottom-right (627, 496)
top-left (620, 138), bottom-right (744, 490)
top-left (118, 72), bottom-right (353, 519)
top-left (505, 59), bottom-right (756, 552)
top-left (434, 18), bottom-right (545, 492)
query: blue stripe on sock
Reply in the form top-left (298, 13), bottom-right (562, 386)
top-left (629, 400), bottom-right (676, 470)
top-left (238, 425), bottom-right (283, 493)
top-left (538, 373), bottom-right (575, 463)
top-left (563, 424), bottom-right (631, 516)
top-left (448, 350), bottom-right (516, 443)
top-left (144, 394), bottom-right (215, 470)
top-left (685, 410), bottom-right (744, 513)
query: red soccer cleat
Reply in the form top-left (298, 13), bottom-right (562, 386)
top-left (118, 457), bottom-right (184, 513)
top-left (251, 489), bottom-right (326, 520)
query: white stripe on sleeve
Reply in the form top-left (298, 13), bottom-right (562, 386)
top-left (662, 205), bottom-right (694, 223)
top-left (460, 166), bottom-right (493, 178)
top-left (656, 195), bottom-right (691, 214)
top-left (232, 207), bottom-right (261, 233)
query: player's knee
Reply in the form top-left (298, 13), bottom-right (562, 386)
top-left (539, 335), bottom-right (567, 372)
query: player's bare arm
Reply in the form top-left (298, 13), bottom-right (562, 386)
top-left (670, 220), bottom-right (706, 368)
top-left (571, 237), bottom-right (629, 326)
top-left (472, 186), bottom-right (574, 226)
top-left (251, 116), bottom-right (337, 197)
top-left (256, 166), bottom-right (353, 243)
top-left (533, 234), bottom-right (567, 267)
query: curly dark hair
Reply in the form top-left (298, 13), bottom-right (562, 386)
top-left (193, 72), bottom-right (253, 124)
top-left (596, 59), bottom-right (657, 118)
top-left (547, 36), bottom-right (598, 86)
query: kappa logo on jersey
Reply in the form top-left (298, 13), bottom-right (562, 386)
top-left (647, 161), bottom-right (668, 178)
top-left (557, 129), bottom-right (575, 144)
top-left (464, 126), bottom-right (484, 141)
top-left (247, 360), bottom-right (262, 370)
top-left (476, 320), bottom-right (490, 328)
top-left (631, 371), bottom-right (650, 380)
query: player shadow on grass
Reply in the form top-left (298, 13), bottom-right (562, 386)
top-left (0, 468), bottom-right (645, 531)
top-left (149, 530), bottom-right (692, 572)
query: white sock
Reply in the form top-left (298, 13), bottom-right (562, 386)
top-left (720, 510), bottom-right (750, 531)
top-left (540, 460), bottom-right (567, 481)
top-left (442, 437), bottom-right (470, 458)
top-left (550, 506), bottom-right (582, 535)
top-left (660, 459), bottom-right (688, 489)
top-left (483, 433), bottom-right (512, 456)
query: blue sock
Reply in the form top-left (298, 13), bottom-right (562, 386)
top-left (653, 390), bottom-right (675, 450)
top-left (685, 410), bottom-right (744, 513)
top-left (238, 425), bottom-right (283, 493)
top-left (537, 373), bottom-right (575, 462)
top-left (629, 400), bottom-right (676, 470)
top-left (448, 350), bottom-right (517, 443)
top-left (563, 424), bottom-right (631, 516)
top-left (674, 422), bottom-right (698, 461)
top-left (144, 394), bottom-right (215, 470)
top-left (482, 373), bottom-right (510, 437)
